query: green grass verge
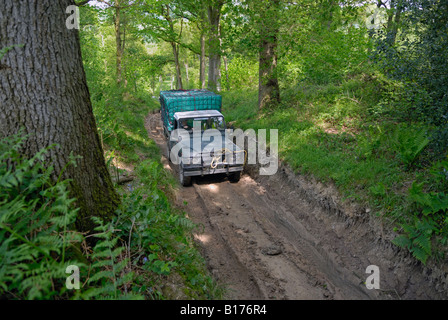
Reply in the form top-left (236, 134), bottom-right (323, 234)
top-left (221, 73), bottom-right (448, 265)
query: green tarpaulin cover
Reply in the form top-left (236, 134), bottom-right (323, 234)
top-left (160, 90), bottom-right (222, 132)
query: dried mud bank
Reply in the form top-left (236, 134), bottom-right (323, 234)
top-left (245, 159), bottom-right (448, 299)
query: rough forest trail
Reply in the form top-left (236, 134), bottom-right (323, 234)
top-left (145, 112), bottom-right (446, 300)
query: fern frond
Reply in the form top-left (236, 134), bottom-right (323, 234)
top-left (413, 233), bottom-right (432, 256)
top-left (175, 216), bottom-right (197, 230)
top-left (392, 235), bottom-right (411, 249)
top-left (411, 245), bottom-right (429, 264)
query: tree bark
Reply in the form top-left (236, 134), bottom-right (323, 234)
top-left (258, 0), bottom-right (281, 110)
top-left (0, 0), bottom-right (120, 232)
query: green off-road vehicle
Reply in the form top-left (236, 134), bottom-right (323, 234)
top-left (160, 90), bottom-right (245, 186)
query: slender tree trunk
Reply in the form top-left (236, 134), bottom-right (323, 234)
top-left (185, 61), bottom-right (189, 85)
top-left (207, 1), bottom-right (224, 92)
top-left (258, 0), bottom-right (281, 110)
top-left (0, 0), bottom-right (120, 232)
top-left (326, 0), bottom-right (336, 31)
top-left (114, 1), bottom-right (123, 86)
top-left (199, 31), bottom-right (206, 89)
top-left (163, 4), bottom-right (183, 90)
top-left (390, 6), bottom-right (402, 45)
top-left (122, 13), bottom-right (128, 88)
top-left (223, 56), bottom-right (229, 91)
top-left (171, 42), bottom-right (183, 90)
top-left (198, 4), bottom-right (207, 90)
top-left (387, 0), bottom-right (403, 46)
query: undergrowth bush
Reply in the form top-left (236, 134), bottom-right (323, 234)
top-left (391, 125), bottom-right (430, 169)
top-left (392, 159), bottom-right (448, 264)
top-left (112, 175), bottom-right (218, 300)
top-left (0, 133), bottom-right (84, 300)
top-left (0, 131), bottom-right (219, 300)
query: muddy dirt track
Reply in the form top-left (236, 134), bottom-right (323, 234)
top-left (145, 112), bottom-right (447, 300)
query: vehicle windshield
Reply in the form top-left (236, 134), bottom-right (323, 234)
top-left (178, 116), bottom-right (226, 131)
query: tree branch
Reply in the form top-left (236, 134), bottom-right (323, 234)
top-left (75, 0), bottom-right (91, 6)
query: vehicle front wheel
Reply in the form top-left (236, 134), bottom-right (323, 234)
top-left (166, 142), bottom-right (171, 161)
top-left (228, 171), bottom-right (241, 183)
top-left (179, 164), bottom-right (192, 187)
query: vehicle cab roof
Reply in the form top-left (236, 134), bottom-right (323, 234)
top-left (173, 110), bottom-right (224, 120)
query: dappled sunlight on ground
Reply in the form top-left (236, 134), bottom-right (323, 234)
top-left (317, 120), bottom-right (358, 137)
top-left (206, 184), bottom-right (219, 193)
top-left (194, 233), bottom-right (211, 244)
top-left (163, 159), bottom-right (172, 171)
top-left (114, 158), bottom-right (134, 172)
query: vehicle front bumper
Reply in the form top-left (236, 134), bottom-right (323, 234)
top-left (182, 163), bottom-right (244, 177)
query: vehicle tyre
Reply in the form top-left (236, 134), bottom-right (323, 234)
top-left (166, 142), bottom-right (171, 161)
top-left (228, 171), bottom-right (241, 183)
top-left (179, 164), bottom-right (192, 187)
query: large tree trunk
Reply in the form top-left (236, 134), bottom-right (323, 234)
top-left (258, 0), bottom-right (280, 110)
top-left (207, 1), bottom-right (223, 92)
top-left (0, 0), bottom-right (120, 232)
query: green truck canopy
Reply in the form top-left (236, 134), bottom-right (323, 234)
top-left (160, 89), bottom-right (222, 132)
